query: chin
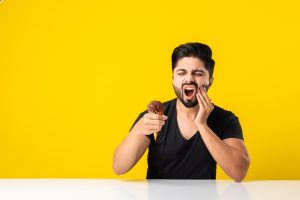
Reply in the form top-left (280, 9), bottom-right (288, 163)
top-left (182, 99), bottom-right (198, 108)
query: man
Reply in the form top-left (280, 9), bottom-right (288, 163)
top-left (113, 42), bottom-right (250, 182)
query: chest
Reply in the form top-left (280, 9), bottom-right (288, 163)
top-left (176, 115), bottom-right (199, 141)
top-left (149, 114), bottom-right (214, 169)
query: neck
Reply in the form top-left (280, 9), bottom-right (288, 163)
top-left (176, 98), bottom-right (199, 120)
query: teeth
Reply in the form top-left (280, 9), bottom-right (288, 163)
top-left (184, 88), bottom-right (195, 97)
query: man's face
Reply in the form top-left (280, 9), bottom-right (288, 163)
top-left (172, 57), bottom-right (213, 108)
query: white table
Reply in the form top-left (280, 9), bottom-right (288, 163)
top-left (0, 179), bottom-right (299, 200)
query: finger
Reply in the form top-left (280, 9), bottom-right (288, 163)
top-left (149, 129), bottom-right (161, 134)
top-left (199, 87), bottom-right (210, 107)
top-left (149, 124), bottom-right (162, 130)
top-left (148, 125), bottom-right (162, 132)
top-left (147, 119), bottom-right (165, 126)
top-left (198, 88), bottom-right (209, 108)
top-left (201, 87), bottom-right (214, 110)
top-left (196, 91), bottom-right (205, 109)
top-left (201, 86), bottom-right (212, 105)
top-left (147, 113), bottom-right (168, 120)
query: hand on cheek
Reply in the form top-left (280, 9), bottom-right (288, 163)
top-left (195, 86), bottom-right (214, 127)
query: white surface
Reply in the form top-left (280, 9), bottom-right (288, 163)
top-left (0, 179), bottom-right (299, 200)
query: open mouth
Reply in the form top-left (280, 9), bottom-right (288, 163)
top-left (183, 87), bottom-right (196, 99)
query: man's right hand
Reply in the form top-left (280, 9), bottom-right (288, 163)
top-left (133, 113), bottom-right (168, 136)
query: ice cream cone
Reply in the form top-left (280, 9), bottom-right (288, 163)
top-left (147, 101), bottom-right (164, 141)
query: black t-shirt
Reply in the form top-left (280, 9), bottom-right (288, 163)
top-left (129, 98), bottom-right (244, 179)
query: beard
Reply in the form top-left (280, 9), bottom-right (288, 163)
top-left (172, 83), bottom-right (199, 108)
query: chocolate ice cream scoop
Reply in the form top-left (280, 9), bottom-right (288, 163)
top-left (147, 101), bottom-right (164, 115)
top-left (147, 101), bottom-right (165, 141)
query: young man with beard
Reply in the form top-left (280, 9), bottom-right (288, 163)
top-left (113, 42), bottom-right (250, 182)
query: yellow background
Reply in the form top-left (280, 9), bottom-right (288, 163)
top-left (1, 0), bottom-right (300, 180)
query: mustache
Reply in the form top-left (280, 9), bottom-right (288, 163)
top-left (182, 82), bottom-right (198, 88)
top-left (181, 82), bottom-right (209, 91)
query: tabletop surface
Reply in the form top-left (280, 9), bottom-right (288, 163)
top-left (0, 179), bottom-right (299, 200)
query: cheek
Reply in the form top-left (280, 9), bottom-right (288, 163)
top-left (172, 80), bottom-right (180, 89)
top-left (196, 77), bottom-right (210, 86)
top-left (172, 76), bottom-right (183, 87)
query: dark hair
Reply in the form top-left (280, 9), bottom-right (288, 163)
top-left (172, 42), bottom-right (215, 78)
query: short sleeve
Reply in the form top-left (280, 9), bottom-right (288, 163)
top-left (220, 112), bottom-right (244, 140)
top-left (129, 111), bottom-right (152, 140)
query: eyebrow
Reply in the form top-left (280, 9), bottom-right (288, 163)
top-left (176, 69), bottom-right (206, 73)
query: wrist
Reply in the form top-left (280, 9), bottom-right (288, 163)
top-left (196, 122), bottom-right (208, 130)
top-left (130, 127), bottom-right (142, 137)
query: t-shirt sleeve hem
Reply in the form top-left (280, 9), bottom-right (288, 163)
top-left (220, 112), bottom-right (244, 141)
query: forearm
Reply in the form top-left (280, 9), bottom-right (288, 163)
top-left (198, 124), bottom-right (249, 182)
top-left (113, 129), bottom-right (146, 175)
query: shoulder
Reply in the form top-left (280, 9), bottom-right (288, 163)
top-left (212, 103), bottom-right (238, 118)
top-left (211, 104), bottom-right (244, 140)
top-left (209, 103), bottom-right (240, 126)
top-left (162, 98), bottom-right (176, 114)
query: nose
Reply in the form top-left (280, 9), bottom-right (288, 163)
top-left (185, 73), bottom-right (195, 83)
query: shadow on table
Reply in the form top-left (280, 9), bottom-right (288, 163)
top-left (146, 180), bottom-right (250, 200)
top-left (114, 179), bottom-right (250, 200)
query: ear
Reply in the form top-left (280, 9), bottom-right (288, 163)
top-left (209, 77), bottom-right (214, 87)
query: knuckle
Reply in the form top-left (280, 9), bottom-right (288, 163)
top-left (143, 119), bottom-right (147, 125)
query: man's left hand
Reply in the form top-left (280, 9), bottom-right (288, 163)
top-left (195, 86), bottom-right (214, 128)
